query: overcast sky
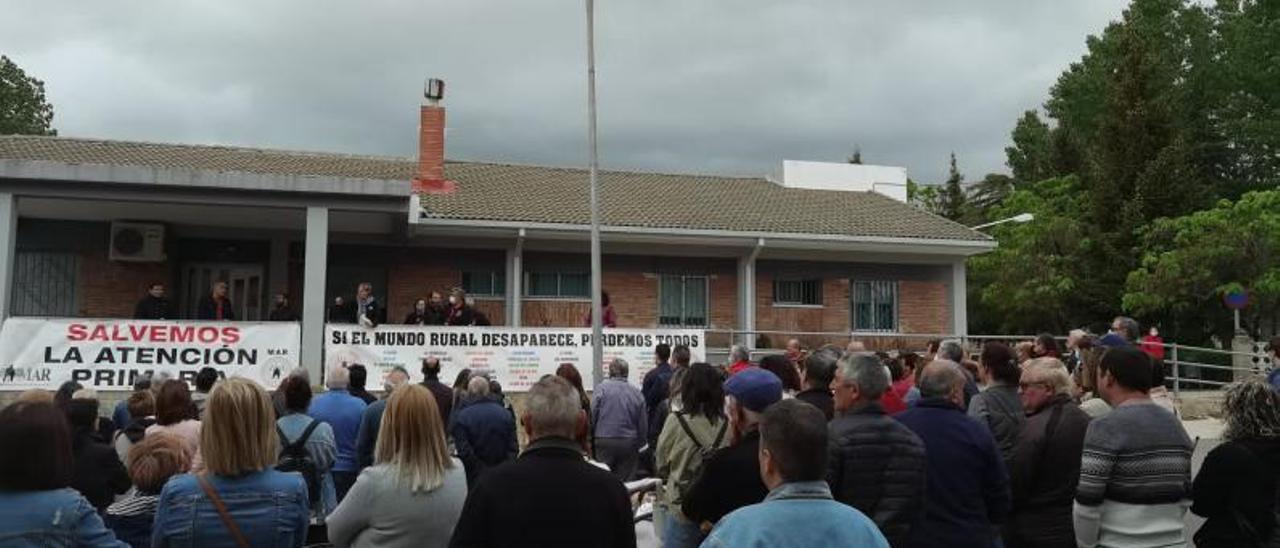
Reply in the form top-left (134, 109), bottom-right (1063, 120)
top-left (1, 1), bottom-right (1128, 184)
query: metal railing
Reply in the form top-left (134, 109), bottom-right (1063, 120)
top-left (705, 329), bottom-right (1273, 398)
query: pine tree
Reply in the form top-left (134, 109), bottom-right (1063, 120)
top-left (939, 153), bottom-right (967, 221)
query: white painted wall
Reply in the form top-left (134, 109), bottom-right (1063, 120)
top-left (776, 160), bottom-right (908, 202)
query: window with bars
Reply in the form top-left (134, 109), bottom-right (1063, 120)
top-left (659, 275), bottom-right (708, 327)
top-left (524, 271), bottom-right (590, 298)
top-left (462, 270), bottom-right (505, 297)
top-left (773, 279), bottom-right (822, 306)
top-left (13, 252), bottom-right (79, 317)
top-left (852, 280), bottom-right (898, 332)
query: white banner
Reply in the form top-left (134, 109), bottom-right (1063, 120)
top-left (0, 318), bottom-right (301, 391)
top-left (325, 325), bottom-right (705, 391)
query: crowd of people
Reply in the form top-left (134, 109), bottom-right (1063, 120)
top-left (133, 280), bottom-right (496, 327)
top-left (4, 315), bottom-right (1280, 547)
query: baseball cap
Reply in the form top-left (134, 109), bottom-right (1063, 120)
top-left (724, 367), bottom-right (783, 413)
top-left (1097, 333), bottom-right (1130, 348)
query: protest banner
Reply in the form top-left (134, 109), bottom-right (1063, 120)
top-left (0, 318), bottom-right (300, 390)
top-left (325, 325), bottom-right (705, 391)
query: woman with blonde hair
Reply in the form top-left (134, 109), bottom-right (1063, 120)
top-left (326, 384), bottom-right (466, 548)
top-left (152, 377), bottom-right (309, 546)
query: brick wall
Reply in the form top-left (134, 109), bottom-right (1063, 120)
top-left (755, 274), bottom-right (850, 349)
top-left (898, 280), bottom-right (948, 335)
top-left (79, 246), bottom-right (173, 318)
top-left (385, 261), bottom-right (457, 323)
top-left (523, 299), bottom-right (590, 327)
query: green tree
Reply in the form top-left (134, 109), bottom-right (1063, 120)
top-left (907, 178), bottom-right (942, 214)
top-left (938, 152), bottom-right (967, 221)
top-left (967, 173), bottom-right (1016, 219)
top-left (0, 55), bottom-right (55, 135)
top-left (1124, 190), bottom-right (1280, 343)
top-left (847, 146), bottom-right (863, 165)
top-left (1005, 110), bottom-right (1056, 185)
top-left (1212, 0), bottom-right (1280, 194)
top-left (967, 176), bottom-right (1106, 334)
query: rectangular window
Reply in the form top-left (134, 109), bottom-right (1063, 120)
top-left (461, 270), bottom-right (505, 297)
top-left (772, 279), bottom-right (822, 306)
top-left (660, 275), bottom-right (708, 327)
top-left (524, 271), bottom-right (590, 298)
top-left (852, 280), bottom-right (898, 332)
top-left (13, 251), bottom-right (79, 317)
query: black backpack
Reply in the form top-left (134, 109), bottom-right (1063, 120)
top-left (276, 420), bottom-right (322, 506)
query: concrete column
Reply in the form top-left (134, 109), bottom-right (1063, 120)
top-left (737, 239), bottom-right (763, 348)
top-left (505, 230), bottom-right (524, 326)
top-left (301, 207), bottom-right (329, 381)
top-left (951, 260), bottom-right (968, 337)
top-left (0, 194), bottom-right (15, 322)
top-left (268, 234), bottom-right (290, 299)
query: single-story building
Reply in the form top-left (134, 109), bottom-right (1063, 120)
top-left (0, 96), bottom-right (994, 378)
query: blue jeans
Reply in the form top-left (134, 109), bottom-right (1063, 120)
top-left (661, 510), bottom-right (704, 548)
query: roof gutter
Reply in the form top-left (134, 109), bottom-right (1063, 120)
top-left (411, 215), bottom-right (996, 253)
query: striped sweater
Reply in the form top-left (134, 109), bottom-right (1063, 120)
top-left (1074, 399), bottom-right (1192, 548)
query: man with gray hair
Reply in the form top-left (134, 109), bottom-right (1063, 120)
top-left (452, 375), bottom-right (517, 487)
top-left (1005, 358), bottom-right (1091, 547)
top-left (895, 361), bottom-right (1010, 548)
top-left (728, 344), bottom-right (753, 376)
top-left (1110, 316), bottom-right (1140, 343)
top-left (591, 357), bottom-right (647, 481)
top-left (827, 353), bottom-right (926, 546)
top-left (936, 340), bottom-right (980, 408)
top-left (309, 364), bottom-right (368, 502)
top-left (450, 375), bottom-right (635, 547)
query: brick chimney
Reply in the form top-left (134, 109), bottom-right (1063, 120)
top-left (413, 79), bottom-right (455, 194)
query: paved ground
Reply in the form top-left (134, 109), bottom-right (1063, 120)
top-left (633, 418), bottom-right (1226, 547)
top-left (1185, 418), bottom-right (1224, 541)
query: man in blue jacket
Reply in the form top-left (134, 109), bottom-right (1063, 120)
top-left (895, 360), bottom-right (1011, 548)
top-left (451, 376), bottom-right (518, 487)
top-left (308, 365), bottom-right (368, 503)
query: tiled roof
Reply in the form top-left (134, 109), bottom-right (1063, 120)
top-left (0, 135), bottom-right (990, 243)
top-left (0, 135), bottom-right (413, 180)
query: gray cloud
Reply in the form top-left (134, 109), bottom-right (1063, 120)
top-left (1, 0), bottom-right (1127, 184)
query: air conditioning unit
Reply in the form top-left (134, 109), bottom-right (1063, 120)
top-left (109, 222), bottom-right (166, 262)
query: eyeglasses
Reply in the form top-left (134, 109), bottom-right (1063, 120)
top-left (1019, 381), bottom-right (1049, 391)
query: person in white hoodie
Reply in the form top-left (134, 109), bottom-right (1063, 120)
top-left (1074, 346), bottom-right (1192, 548)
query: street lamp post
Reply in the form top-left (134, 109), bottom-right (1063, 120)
top-left (970, 212), bottom-right (1034, 231)
top-left (586, 0), bottom-right (604, 387)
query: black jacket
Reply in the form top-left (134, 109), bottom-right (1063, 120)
top-left (336, 298), bottom-right (384, 326)
top-left (449, 436), bottom-right (635, 548)
top-left (827, 402), bottom-right (927, 547)
top-left (133, 295), bottom-right (172, 320)
top-left (70, 428), bottom-right (131, 511)
top-left (348, 387), bottom-right (377, 405)
top-left (682, 428), bottom-right (767, 526)
top-left (451, 398), bottom-right (518, 487)
top-left (118, 416), bottom-right (157, 445)
top-left (446, 305), bottom-right (476, 326)
top-left (796, 388), bottom-right (835, 421)
top-left (195, 295), bottom-right (235, 321)
top-left (268, 305), bottom-right (298, 321)
top-left (1192, 438), bottom-right (1280, 547)
top-left (422, 378), bottom-right (454, 427)
top-left (1004, 393), bottom-right (1091, 548)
